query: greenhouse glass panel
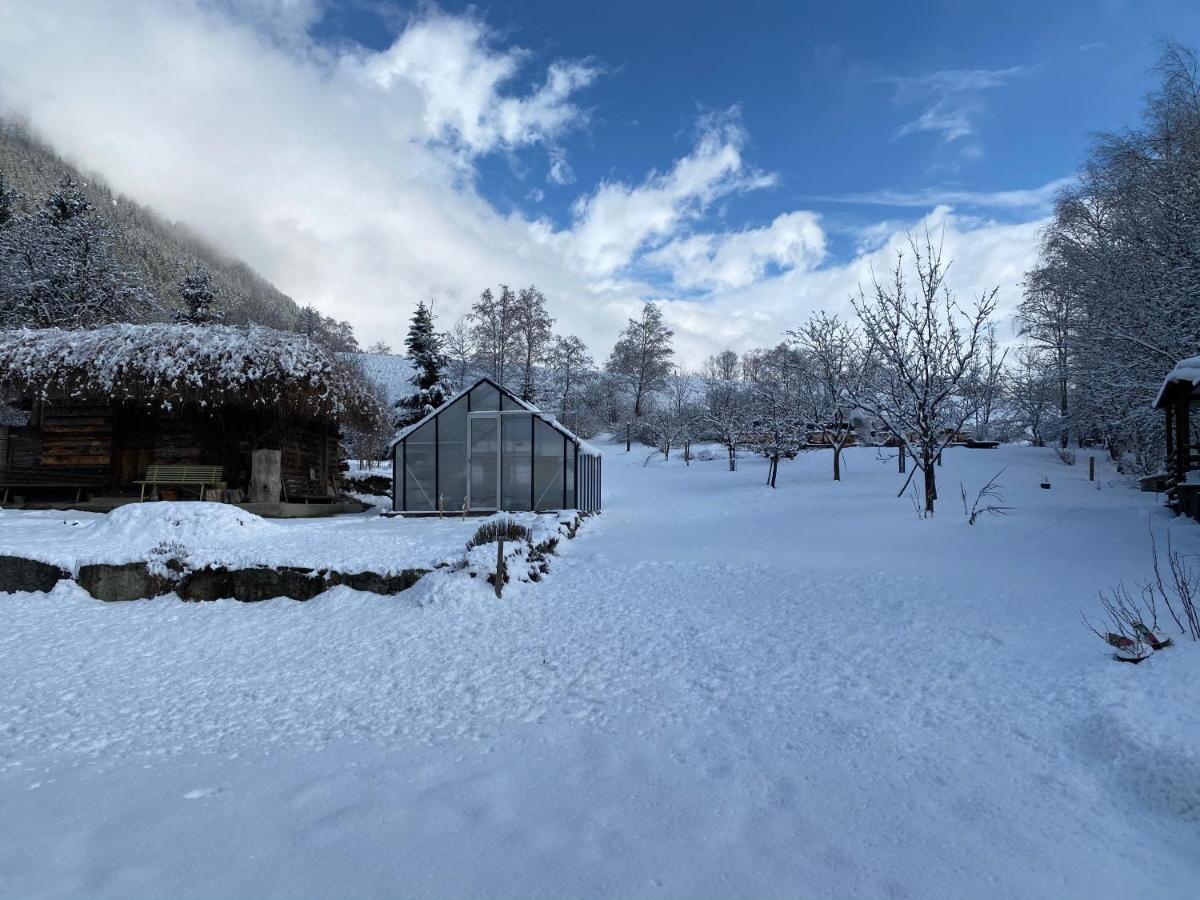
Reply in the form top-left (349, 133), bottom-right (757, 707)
top-left (404, 419), bottom-right (436, 512)
top-left (470, 381), bottom-right (499, 411)
top-left (533, 418), bottom-right (565, 510)
top-left (500, 413), bottom-right (533, 510)
top-left (565, 444), bottom-right (576, 509)
top-left (437, 398), bottom-right (468, 512)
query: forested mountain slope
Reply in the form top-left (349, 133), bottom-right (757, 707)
top-left (0, 119), bottom-right (299, 329)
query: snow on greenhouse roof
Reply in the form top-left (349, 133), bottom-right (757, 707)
top-left (0, 323), bottom-right (383, 428)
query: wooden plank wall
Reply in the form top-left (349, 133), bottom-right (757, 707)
top-left (40, 405), bottom-right (112, 468)
top-left (281, 423), bottom-right (336, 486)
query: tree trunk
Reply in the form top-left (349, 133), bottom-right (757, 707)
top-left (249, 449), bottom-right (282, 503)
top-left (923, 458), bottom-right (937, 514)
top-left (728, 444), bottom-right (736, 471)
top-left (833, 446), bottom-right (841, 481)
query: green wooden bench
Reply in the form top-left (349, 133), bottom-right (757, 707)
top-left (135, 464), bottom-right (224, 501)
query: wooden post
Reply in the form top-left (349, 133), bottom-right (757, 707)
top-left (937, 449), bottom-right (943, 466)
top-left (249, 449), bottom-right (282, 503)
top-left (626, 422), bottom-right (631, 453)
top-left (1089, 456), bottom-right (1095, 482)
top-left (899, 444), bottom-right (906, 474)
top-left (494, 538), bottom-right (504, 598)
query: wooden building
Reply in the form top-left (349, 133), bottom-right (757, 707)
top-left (391, 377), bottom-right (602, 515)
top-left (0, 324), bottom-right (381, 506)
top-left (1153, 355), bottom-right (1200, 516)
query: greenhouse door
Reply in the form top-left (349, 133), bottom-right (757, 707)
top-left (467, 413), bottom-right (499, 511)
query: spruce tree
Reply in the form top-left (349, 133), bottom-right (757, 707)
top-left (175, 265), bottom-right (222, 324)
top-left (395, 301), bottom-right (450, 428)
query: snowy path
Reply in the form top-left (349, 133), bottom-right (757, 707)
top-left (1, 445), bottom-right (1197, 898)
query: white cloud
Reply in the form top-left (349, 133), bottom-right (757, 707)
top-left (884, 66), bottom-right (1028, 144)
top-left (644, 211), bottom-right (826, 290)
top-left (810, 176), bottom-right (1073, 212)
top-left (562, 114), bottom-right (776, 278)
top-left (354, 11), bottom-right (597, 157)
top-left (0, 2), bottom-right (1046, 369)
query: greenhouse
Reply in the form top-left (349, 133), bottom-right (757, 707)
top-left (391, 378), bottom-right (602, 515)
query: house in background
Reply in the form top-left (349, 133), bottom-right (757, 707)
top-left (0, 323), bottom-right (382, 514)
top-left (391, 377), bottom-right (601, 515)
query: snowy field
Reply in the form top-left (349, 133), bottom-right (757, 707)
top-left (1, 443), bottom-right (1198, 898)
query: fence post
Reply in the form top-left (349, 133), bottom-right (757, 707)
top-left (626, 422), bottom-right (631, 453)
top-left (495, 538), bottom-right (504, 598)
top-left (899, 444), bottom-right (906, 474)
top-left (1089, 456), bottom-right (1095, 482)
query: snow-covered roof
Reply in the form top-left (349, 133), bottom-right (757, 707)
top-left (0, 324), bottom-right (383, 428)
top-left (1153, 354), bottom-right (1200, 408)
top-left (391, 377), bottom-right (600, 456)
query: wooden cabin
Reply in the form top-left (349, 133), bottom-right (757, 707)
top-left (391, 377), bottom-right (602, 515)
top-left (1154, 355), bottom-right (1200, 516)
top-left (0, 324), bottom-right (381, 508)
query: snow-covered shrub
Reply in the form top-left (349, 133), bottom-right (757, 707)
top-left (466, 518), bottom-right (533, 551)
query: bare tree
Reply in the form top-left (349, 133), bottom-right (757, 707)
top-left (703, 349), bottom-right (740, 381)
top-left (513, 284), bottom-right (554, 402)
top-left (703, 376), bottom-right (750, 471)
top-left (469, 285), bottom-right (519, 389)
top-left (850, 232), bottom-right (999, 514)
top-left (606, 301), bottom-right (674, 418)
top-left (746, 344), bottom-right (806, 488)
top-left (546, 334), bottom-right (593, 431)
top-left (645, 370), bottom-right (698, 461)
top-left (444, 314), bottom-right (474, 391)
top-left (1004, 342), bottom-right (1056, 447)
top-left (789, 311), bottom-right (858, 481)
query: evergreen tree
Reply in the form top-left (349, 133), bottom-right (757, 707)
top-left (395, 301), bottom-right (450, 428)
top-left (0, 175), bottom-right (159, 328)
top-left (0, 173), bottom-right (19, 228)
top-left (174, 265), bottom-right (222, 324)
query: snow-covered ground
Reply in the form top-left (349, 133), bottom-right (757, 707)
top-left (1, 444), bottom-right (1197, 898)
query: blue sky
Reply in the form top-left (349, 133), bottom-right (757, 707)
top-left (312, 0), bottom-right (1200, 257)
top-left (1, 1), bottom-right (1197, 360)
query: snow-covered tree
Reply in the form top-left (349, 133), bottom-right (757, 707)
top-left (470, 285), bottom-right (520, 390)
top-left (295, 304), bottom-right (359, 353)
top-left (366, 340), bottom-right (392, 354)
top-left (789, 311), bottom-right (858, 481)
top-left (607, 301), bottom-right (674, 417)
top-left (703, 375), bottom-right (750, 471)
top-left (0, 175), bottom-right (159, 328)
top-left (964, 323), bottom-right (1008, 442)
top-left (513, 284), bottom-right (554, 402)
top-left (0, 172), bottom-right (19, 228)
top-left (746, 344), bottom-right (807, 488)
top-left (174, 265), bottom-right (221, 324)
top-left (703, 349), bottom-right (740, 382)
top-left (546, 334), bottom-right (593, 431)
top-left (850, 233), bottom-right (998, 514)
top-left (645, 370), bottom-right (699, 462)
top-left (443, 314), bottom-right (474, 391)
top-left (394, 300), bottom-right (450, 428)
top-left (1004, 342), bottom-right (1057, 447)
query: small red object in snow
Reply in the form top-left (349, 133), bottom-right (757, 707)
top-left (1105, 632), bottom-right (1135, 649)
